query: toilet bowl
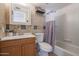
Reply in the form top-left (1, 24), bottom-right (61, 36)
top-left (35, 33), bottom-right (53, 56)
top-left (38, 42), bottom-right (52, 52)
top-left (38, 42), bottom-right (52, 56)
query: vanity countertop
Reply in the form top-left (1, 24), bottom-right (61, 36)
top-left (0, 33), bottom-right (35, 41)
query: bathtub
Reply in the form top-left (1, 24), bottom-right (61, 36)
top-left (54, 41), bottom-right (79, 56)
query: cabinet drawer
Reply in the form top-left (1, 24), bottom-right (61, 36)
top-left (20, 37), bottom-right (35, 44)
top-left (0, 40), bottom-right (20, 48)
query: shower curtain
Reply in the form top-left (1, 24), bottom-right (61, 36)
top-left (43, 21), bottom-right (55, 51)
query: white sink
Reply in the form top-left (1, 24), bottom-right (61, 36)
top-left (1, 33), bottom-right (35, 41)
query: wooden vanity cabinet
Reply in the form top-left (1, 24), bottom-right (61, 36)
top-left (0, 37), bottom-right (36, 56)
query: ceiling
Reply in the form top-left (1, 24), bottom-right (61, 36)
top-left (33, 3), bottom-right (71, 12)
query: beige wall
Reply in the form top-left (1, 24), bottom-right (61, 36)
top-left (30, 5), bottom-right (45, 33)
top-left (0, 3), bottom-right (6, 37)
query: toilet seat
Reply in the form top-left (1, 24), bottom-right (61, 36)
top-left (38, 42), bottom-right (52, 52)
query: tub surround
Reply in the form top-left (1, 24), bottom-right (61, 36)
top-left (55, 42), bottom-right (79, 56)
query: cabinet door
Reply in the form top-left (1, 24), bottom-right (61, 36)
top-left (22, 44), bottom-right (36, 56)
top-left (0, 46), bottom-right (21, 56)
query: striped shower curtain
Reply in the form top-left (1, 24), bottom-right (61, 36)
top-left (43, 21), bottom-right (55, 51)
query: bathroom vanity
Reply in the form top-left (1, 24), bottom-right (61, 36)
top-left (0, 34), bottom-right (36, 56)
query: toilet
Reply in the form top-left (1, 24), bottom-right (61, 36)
top-left (35, 33), bottom-right (53, 56)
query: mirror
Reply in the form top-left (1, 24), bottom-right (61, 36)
top-left (10, 4), bottom-right (31, 25)
top-left (12, 10), bottom-right (26, 23)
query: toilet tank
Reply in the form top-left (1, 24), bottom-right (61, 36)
top-left (35, 33), bottom-right (44, 43)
